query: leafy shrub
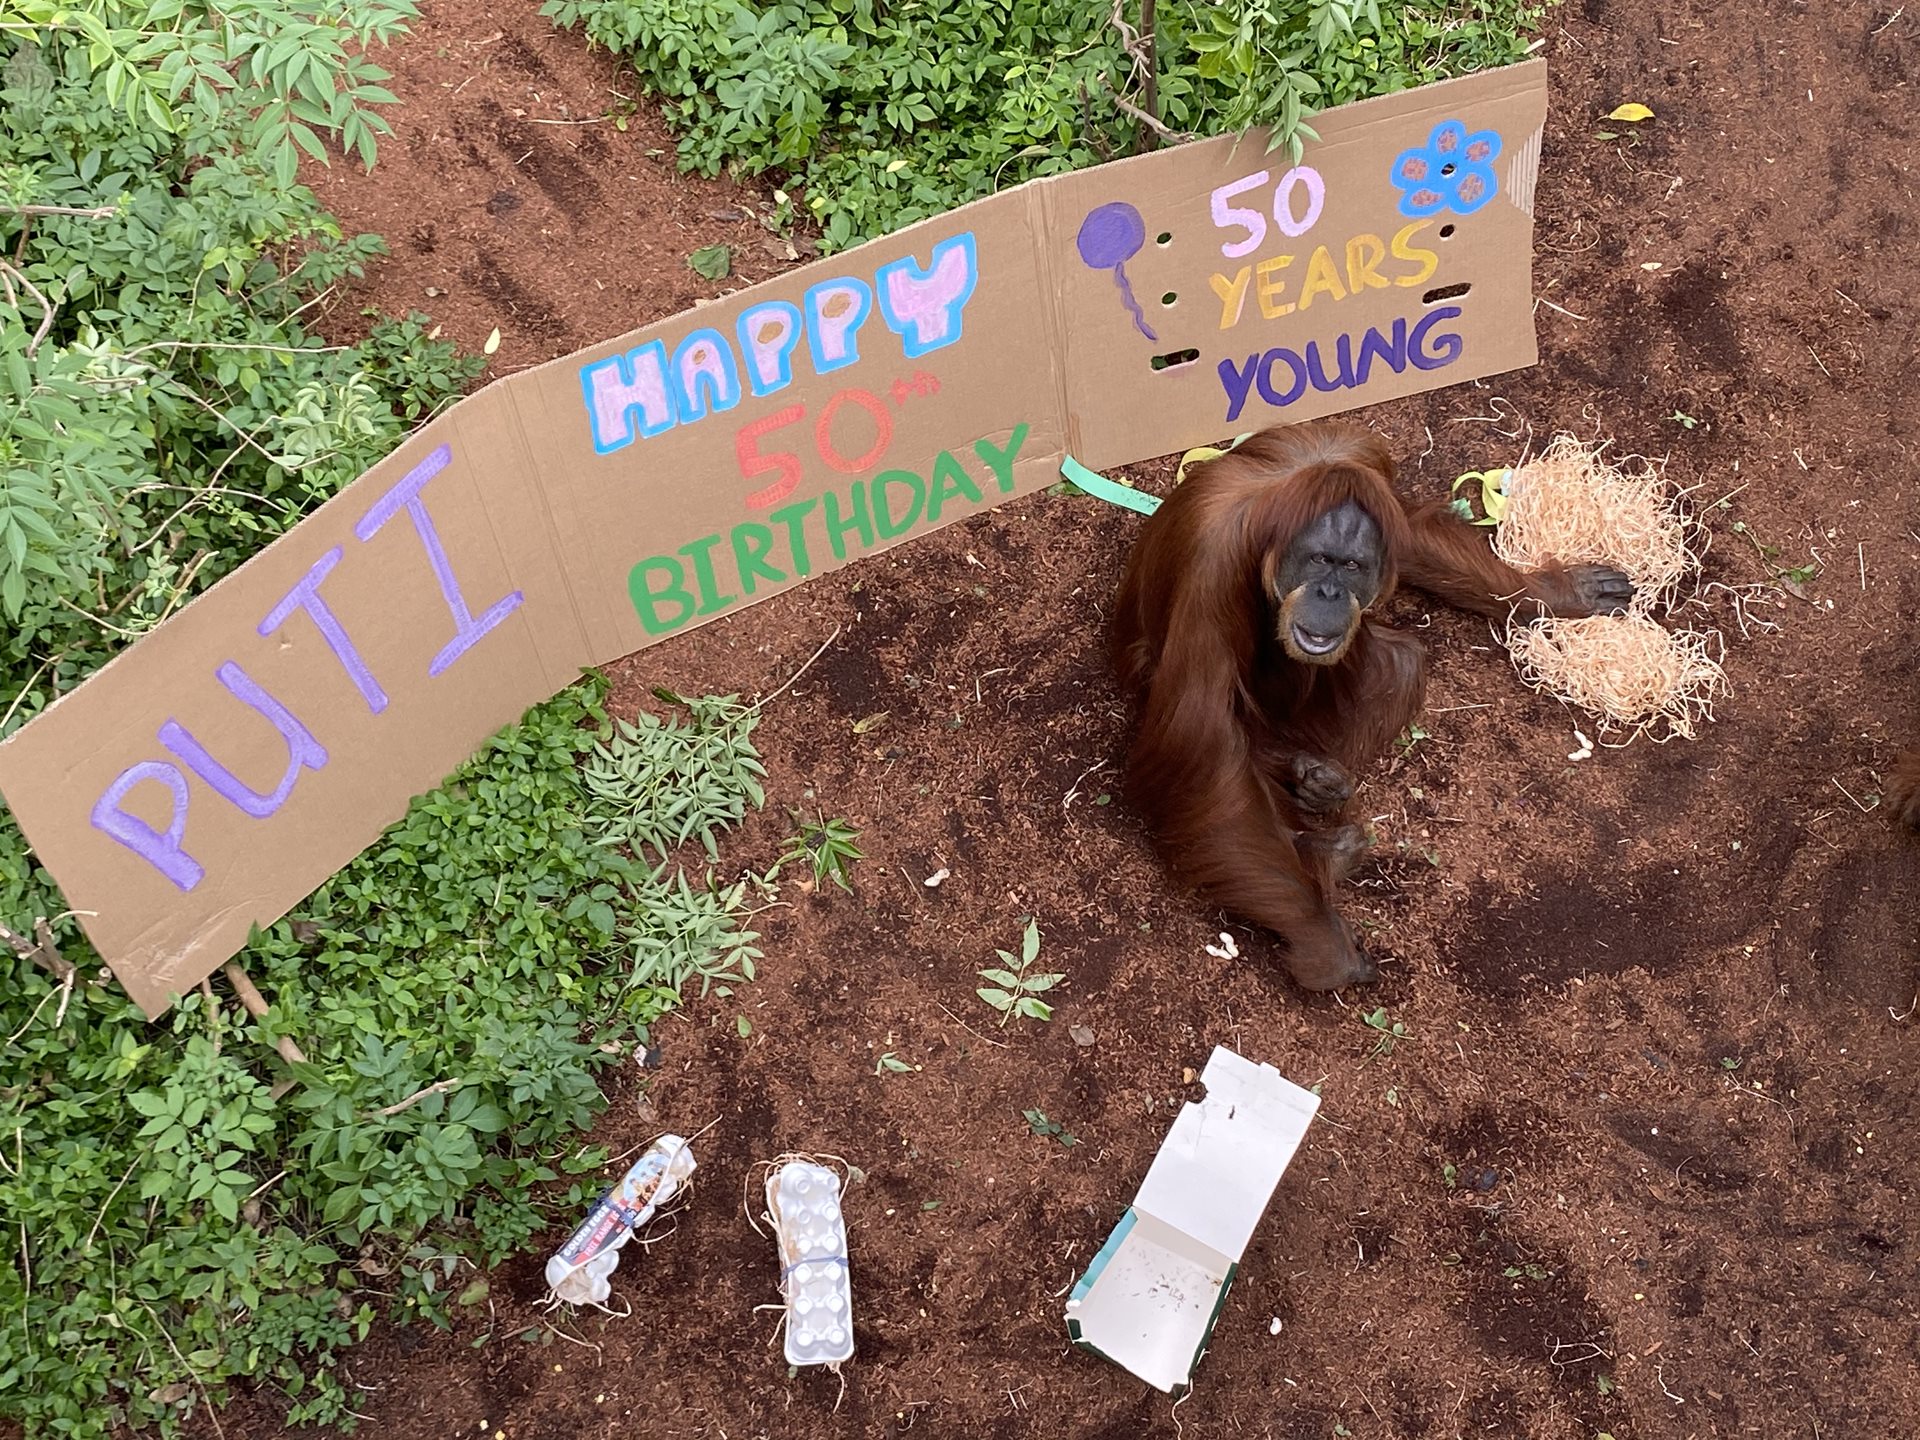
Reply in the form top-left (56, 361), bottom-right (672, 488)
top-left (541, 0), bottom-right (1549, 250)
top-left (0, 676), bottom-right (768, 1437)
top-left (0, 0), bottom-right (462, 734)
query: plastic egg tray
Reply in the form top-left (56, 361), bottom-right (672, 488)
top-left (766, 1161), bottom-right (854, 1367)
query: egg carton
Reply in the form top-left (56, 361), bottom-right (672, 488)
top-left (545, 1134), bottom-right (696, 1306)
top-left (766, 1161), bottom-right (854, 1367)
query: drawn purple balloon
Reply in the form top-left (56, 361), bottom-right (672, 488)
top-left (1076, 201), bottom-right (1157, 342)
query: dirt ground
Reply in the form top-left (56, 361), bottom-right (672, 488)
top-left (208, 1), bottom-right (1920, 1436)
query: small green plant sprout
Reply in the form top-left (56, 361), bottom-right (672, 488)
top-left (1362, 1006), bottom-right (1411, 1058)
top-left (1729, 520), bottom-right (1821, 593)
top-left (876, 1052), bottom-right (920, 1075)
top-left (977, 918), bottom-right (1064, 1026)
top-left (1671, 409), bottom-right (1700, 430)
top-left (1397, 722), bottom-right (1432, 757)
top-left (778, 813), bottom-right (863, 893)
top-left (1449, 468), bottom-right (1511, 526)
top-left (1504, 1262), bottom-right (1550, 1282)
top-left (1023, 1108), bottom-right (1080, 1147)
top-left (1719, 1055), bottom-right (1744, 1071)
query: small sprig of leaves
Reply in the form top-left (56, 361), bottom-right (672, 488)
top-left (778, 814), bottom-right (863, 893)
top-left (1362, 1006), bottom-right (1411, 1058)
top-left (977, 918), bottom-right (1064, 1027)
top-left (583, 690), bottom-right (766, 863)
top-left (1023, 1108), bottom-right (1080, 1146)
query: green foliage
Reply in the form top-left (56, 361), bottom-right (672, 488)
top-left (1022, 1107), bottom-right (1079, 1146)
top-left (977, 917), bottom-right (1063, 1026)
top-left (777, 812), bottom-right (862, 893)
top-left (541, 0), bottom-right (1548, 250)
top-left (583, 691), bottom-right (768, 863)
top-left (0, 0), bottom-right (474, 736)
top-left (0, 676), bottom-right (768, 1438)
top-left (1362, 1005), bottom-right (1411, 1057)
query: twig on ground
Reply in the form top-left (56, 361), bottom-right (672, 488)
top-left (365, 1078), bottom-right (463, 1119)
top-left (756, 625), bottom-right (841, 708)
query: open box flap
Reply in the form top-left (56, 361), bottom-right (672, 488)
top-left (1131, 1046), bottom-right (1322, 1263)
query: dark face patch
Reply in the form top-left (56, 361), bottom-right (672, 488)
top-left (1268, 501), bottom-right (1385, 664)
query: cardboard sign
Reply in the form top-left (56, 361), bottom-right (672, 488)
top-left (0, 62), bottom-right (1547, 1015)
top-left (1065, 1046), bottom-right (1321, 1391)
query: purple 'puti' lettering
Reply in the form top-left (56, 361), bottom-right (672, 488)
top-left (258, 546), bottom-right (388, 714)
top-left (354, 445), bottom-right (524, 677)
top-left (159, 661), bottom-right (328, 819)
top-left (90, 761), bottom-right (205, 891)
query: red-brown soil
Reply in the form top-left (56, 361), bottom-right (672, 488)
top-left (209, 1), bottom-right (1920, 1436)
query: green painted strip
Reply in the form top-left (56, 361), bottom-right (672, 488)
top-left (1060, 455), bottom-right (1162, 516)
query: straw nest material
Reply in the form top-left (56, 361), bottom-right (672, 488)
top-left (1489, 436), bottom-right (1728, 741)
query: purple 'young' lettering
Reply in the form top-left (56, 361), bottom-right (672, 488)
top-left (159, 661), bottom-right (329, 819)
top-left (355, 445), bottom-right (525, 677)
top-left (258, 546), bottom-right (388, 714)
top-left (90, 760), bottom-right (205, 891)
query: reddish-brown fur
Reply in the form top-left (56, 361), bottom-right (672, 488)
top-left (1887, 749), bottom-right (1920, 830)
top-left (1112, 421), bottom-right (1615, 990)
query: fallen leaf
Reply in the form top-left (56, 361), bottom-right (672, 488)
top-left (1641, 261), bottom-right (1664, 271)
top-left (689, 243), bottom-right (732, 280)
top-left (736, 1015), bottom-right (753, 1038)
top-left (1593, 129), bottom-right (1620, 141)
top-left (483, 327), bottom-right (502, 355)
top-left (852, 711), bottom-right (890, 735)
top-left (1607, 102), bottom-right (1655, 123)
top-left (457, 1279), bottom-right (490, 1306)
top-left (1069, 1023), bottom-right (1096, 1047)
top-left (1176, 445), bottom-right (1227, 485)
top-left (147, 1383), bottom-right (193, 1406)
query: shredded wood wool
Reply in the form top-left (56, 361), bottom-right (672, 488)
top-left (1490, 435), bottom-right (1728, 741)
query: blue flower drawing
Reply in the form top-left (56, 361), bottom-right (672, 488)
top-left (1390, 120), bottom-right (1503, 218)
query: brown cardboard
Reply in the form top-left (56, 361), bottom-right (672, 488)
top-left (0, 62), bottom-right (1547, 1016)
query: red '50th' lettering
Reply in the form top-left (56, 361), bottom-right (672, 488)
top-left (735, 376), bottom-right (939, 510)
top-left (737, 388), bottom-right (893, 509)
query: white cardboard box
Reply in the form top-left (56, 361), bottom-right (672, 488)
top-left (1064, 1046), bottom-right (1322, 1392)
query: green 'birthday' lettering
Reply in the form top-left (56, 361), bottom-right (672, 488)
top-left (679, 534), bottom-right (736, 616)
top-left (823, 482), bottom-right (875, 561)
top-left (768, 498), bottom-right (817, 578)
top-left (974, 422), bottom-right (1030, 494)
top-left (631, 556), bottom-right (695, 636)
top-left (926, 452), bottom-right (982, 523)
top-left (625, 421), bottom-right (1034, 636)
top-left (731, 523), bottom-right (786, 595)
top-left (872, 469), bottom-right (926, 540)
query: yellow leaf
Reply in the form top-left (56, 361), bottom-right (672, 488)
top-left (483, 327), bottom-right (502, 355)
top-left (1175, 446), bottom-right (1227, 485)
top-left (885, 158), bottom-right (909, 173)
top-left (1607, 102), bottom-right (1654, 123)
top-left (852, 711), bottom-right (890, 735)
